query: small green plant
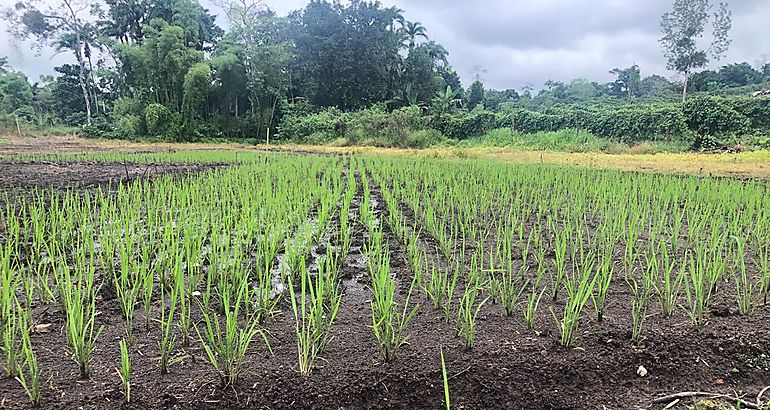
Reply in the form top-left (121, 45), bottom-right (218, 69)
top-left (117, 338), bottom-right (131, 403)
top-left (551, 250), bottom-right (596, 348)
top-left (15, 308), bottom-right (41, 407)
top-left (440, 347), bottom-right (451, 410)
top-left (370, 250), bottom-right (419, 361)
top-left (523, 285), bottom-right (546, 330)
top-left (424, 262), bottom-right (460, 322)
top-left (654, 243), bottom-right (685, 317)
top-left (754, 233), bottom-right (770, 305)
top-left (196, 269), bottom-right (271, 386)
top-left (500, 267), bottom-right (526, 317)
top-left (732, 236), bottom-right (755, 315)
top-left (2, 302), bottom-right (21, 378)
top-left (628, 252), bottom-right (655, 342)
top-left (551, 225), bottom-right (569, 301)
top-left (684, 245), bottom-right (716, 327)
top-left (455, 254), bottom-right (488, 349)
top-left (592, 242), bottom-right (614, 322)
top-left (288, 257), bottom-right (340, 375)
top-left (158, 274), bottom-right (179, 375)
top-left (61, 257), bottom-right (104, 379)
top-left (115, 242), bottom-right (140, 343)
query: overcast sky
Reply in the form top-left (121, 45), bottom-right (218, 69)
top-left (2, 0), bottom-right (769, 89)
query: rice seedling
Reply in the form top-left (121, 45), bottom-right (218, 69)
top-left (684, 245), bottom-right (714, 327)
top-left (59, 245), bottom-right (103, 379)
top-left (592, 240), bottom-right (614, 322)
top-left (551, 249), bottom-right (596, 348)
top-left (523, 250), bottom-right (546, 330)
top-left (732, 236), bottom-right (755, 315)
top-left (551, 222), bottom-right (569, 301)
top-left (117, 338), bottom-right (131, 403)
top-left (1, 255), bottom-right (21, 378)
top-left (440, 347), bottom-right (451, 410)
top-left (287, 257), bottom-right (340, 375)
top-left (115, 239), bottom-right (140, 343)
top-left (369, 245), bottom-right (419, 361)
top-left (251, 228), bottom-right (282, 323)
top-left (15, 308), bottom-right (41, 406)
top-left (754, 233), bottom-right (770, 305)
top-left (628, 251), bottom-right (655, 342)
top-left (654, 241), bottom-right (685, 318)
top-left (455, 255), bottom-right (488, 349)
top-left (196, 263), bottom-right (271, 386)
top-left (158, 269), bottom-right (179, 375)
top-left (139, 244), bottom-right (154, 331)
top-left (499, 239), bottom-right (528, 317)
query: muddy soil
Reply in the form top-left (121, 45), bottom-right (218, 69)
top-left (0, 165), bottom-right (769, 410)
top-left (0, 161), bottom-right (227, 190)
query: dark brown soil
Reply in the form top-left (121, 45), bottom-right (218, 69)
top-left (1, 165), bottom-right (769, 410)
top-left (0, 161), bottom-right (227, 190)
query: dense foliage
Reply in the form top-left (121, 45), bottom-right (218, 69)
top-left (1, 0), bottom-right (769, 149)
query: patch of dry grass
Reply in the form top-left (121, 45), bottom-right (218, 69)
top-left (3, 134), bottom-right (769, 179)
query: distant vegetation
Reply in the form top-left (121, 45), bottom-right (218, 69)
top-left (0, 0), bottom-right (769, 151)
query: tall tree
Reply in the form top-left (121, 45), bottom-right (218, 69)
top-left (609, 64), bottom-right (641, 100)
top-left (181, 61), bottom-right (210, 133)
top-left (4, 0), bottom-right (102, 123)
top-left (659, 0), bottom-right (732, 101)
top-left (220, 1), bottom-right (291, 139)
top-left (100, 0), bottom-right (222, 50)
top-left (115, 18), bottom-right (204, 110)
top-left (0, 71), bottom-right (35, 121)
top-left (718, 62), bottom-right (762, 87)
top-left (401, 21), bottom-right (427, 48)
top-left (289, 0), bottom-right (403, 109)
top-left (639, 74), bottom-right (674, 97)
top-left (466, 79), bottom-right (484, 110)
top-left (51, 64), bottom-right (89, 123)
top-left (400, 45), bottom-right (438, 106)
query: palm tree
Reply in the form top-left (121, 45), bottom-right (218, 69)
top-left (402, 21), bottom-right (427, 48)
top-left (387, 6), bottom-right (405, 31)
top-left (423, 41), bottom-right (448, 66)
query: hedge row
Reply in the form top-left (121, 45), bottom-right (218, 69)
top-left (278, 95), bottom-right (770, 146)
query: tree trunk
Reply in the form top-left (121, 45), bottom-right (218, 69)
top-left (681, 74), bottom-right (689, 103)
top-left (75, 48), bottom-right (92, 124)
top-left (64, 0), bottom-right (91, 124)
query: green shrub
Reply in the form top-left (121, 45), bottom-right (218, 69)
top-left (404, 129), bottom-right (445, 148)
top-left (144, 103), bottom-right (181, 140)
top-left (112, 97), bottom-right (143, 118)
top-left (113, 115), bottom-right (141, 139)
top-left (505, 105), bottom-right (690, 143)
top-left (278, 106), bottom-right (345, 142)
top-left (729, 97), bottom-right (770, 134)
top-left (279, 104), bottom-right (426, 146)
top-left (435, 109), bottom-right (497, 139)
top-left (80, 116), bottom-right (115, 139)
top-left (683, 96), bottom-right (750, 137)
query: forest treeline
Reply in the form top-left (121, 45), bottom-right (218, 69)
top-left (1, 0), bottom-right (769, 150)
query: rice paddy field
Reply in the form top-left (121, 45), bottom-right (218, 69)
top-left (1, 146), bottom-right (770, 409)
